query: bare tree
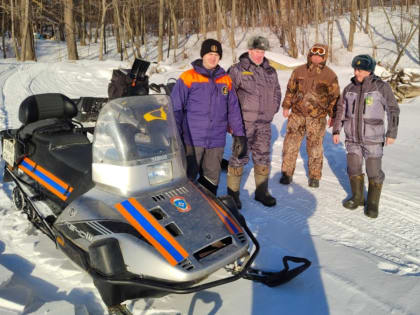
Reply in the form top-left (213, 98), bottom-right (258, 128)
top-left (63, 0), bottom-right (78, 60)
top-left (20, 0), bottom-right (36, 61)
top-left (157, 0), bottom-right (164, 62)
top-left (379, 0), bottom-right (419, 71)
top-left (347, 0), bottom-right (357, 51)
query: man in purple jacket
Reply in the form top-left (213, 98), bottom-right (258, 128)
top-left (333, 54), bottom-right (400, 218)
top-left (171, 39), bottom-right (246, 195)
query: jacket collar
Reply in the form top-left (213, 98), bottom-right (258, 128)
top-left (239, 52), bottom-right (271, 71)
top-left (192, 59), bottom-right (226, 79)
top-left (351, 73), bottom-right (378, 85)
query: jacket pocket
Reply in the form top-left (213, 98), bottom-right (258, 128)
top-left (363, 118), bottom-right (384, 141)
top-left (343, 118), bottom-right (352, 139)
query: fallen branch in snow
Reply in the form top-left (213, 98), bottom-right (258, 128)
top-left (380, 68), bottom-right (420, 102)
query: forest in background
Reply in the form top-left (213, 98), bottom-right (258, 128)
top-left (0, 0), bottom-right (418, 73)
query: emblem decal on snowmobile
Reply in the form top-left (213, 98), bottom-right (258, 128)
top-left (170, 196), bottom-right (191, 213)
top-left (144, 106), bottom-right (167, 122)
top-left (18, 157), bottom-right (73, 201)
top-left (115, 198), bottom-right (189, 265)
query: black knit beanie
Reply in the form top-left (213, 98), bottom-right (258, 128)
top-left (351, 54), bottom-right (376, 73)
top-left (200, 39), bottom-right (222, 59)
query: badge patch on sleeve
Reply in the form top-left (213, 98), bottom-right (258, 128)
top-left (222, 86), bottom-right (229, 95)
top-left (170, 196), bottom-right (192, 213)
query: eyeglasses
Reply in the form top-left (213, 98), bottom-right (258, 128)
top-left (310, 46), bottom-right (326, 56)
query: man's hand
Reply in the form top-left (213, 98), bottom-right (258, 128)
top-left (386, 137), bottom-right (395, 145)
top-left (232, 136), bottom-right (247, 159)
top-left (328, 117), bottom-right (333, 128)
top-left (333, 134), bottom-right (340, 144)
top-left (283, 108), bottom-right (290, 118)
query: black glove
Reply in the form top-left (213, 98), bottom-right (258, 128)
top-left (232, 136), bottom-right (247, 159)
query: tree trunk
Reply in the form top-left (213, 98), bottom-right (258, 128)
top-left (315, 0), bottom-right (319, 43)
top-left (80, 0), bottom-right (86, 46)
top-left (113, 0), bottom-right (122, 54)
top-left (20, 0), bottom-right (36, 61)
top-left (157, 0), bottom-right (164, 62)
top-left (64, 0), bottom-right (78, 60)
top-left (169, 0), bottom-right (178, 61)
top-left (215, 0), bottom-right (236, 63)
top-left (98, 0), bottom-right (108, 60)
top-left (347, 0), bottom-right (357, 51)
top-left (200, 0), bottom-right (206, 39)
top-left (10, 0), bottom-right (19, 60)
top-left (364, 0), bottom-right (370, 34)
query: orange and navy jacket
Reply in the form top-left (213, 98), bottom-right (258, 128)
top-left (170, 59), bottom-right (244, 148)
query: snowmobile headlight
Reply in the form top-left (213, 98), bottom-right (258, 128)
top-left (147, 161), bottom-right (173, 185)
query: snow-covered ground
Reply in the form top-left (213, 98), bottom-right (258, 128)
top-left (0, 6), bottom-right (419, 315)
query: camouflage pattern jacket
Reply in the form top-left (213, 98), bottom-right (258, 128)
top-left (333, 74), bottom-right (400, 144)
top-left (282, 48), bottom-right (340, 119)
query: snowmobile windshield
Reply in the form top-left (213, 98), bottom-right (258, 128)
top-left (93, 95), bottom-right (181, 166)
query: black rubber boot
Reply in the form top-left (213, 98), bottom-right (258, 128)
top-left (254, 165), bottom-right (276, 207)
top-left (343, 174), bottom-right (365, 210)
top-left (227, 166), bottom-right (243, 210)
top-left (279, 173), bottom-right (293, 185)
top-left (308, 178), bottom-right (320, 188)
top-left (198, 176), bottom-right (218, 196)
top-left (227, 188), bottom-right (242, 210)
top-left (365, 181), bottom-right (382, 218)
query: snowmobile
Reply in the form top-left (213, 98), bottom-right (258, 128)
top-left (1, 93), bottom-right (310, 314)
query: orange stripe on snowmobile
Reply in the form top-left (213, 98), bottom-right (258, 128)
top-left (18, 158), bottom-right (73, 201)
top-left (194, 185), bottom-right (242, 234)
top-left (23, 158), bottom-right (72, 191)
top-left (115, 198), bottom-right (188, 266)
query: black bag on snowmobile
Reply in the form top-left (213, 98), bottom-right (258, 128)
top-left (108, 59), bottom-right (150, 100)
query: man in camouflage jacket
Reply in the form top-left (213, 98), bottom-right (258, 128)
top-left (332, 54), bottom-right (400, 218)
top-left (280, 43), bottom-right (340, 188)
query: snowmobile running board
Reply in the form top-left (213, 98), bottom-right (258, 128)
top-left (88, 213), bottom-right (311, 295)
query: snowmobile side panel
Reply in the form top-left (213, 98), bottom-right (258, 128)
top-left (18, 157), bottom-right (74, 201)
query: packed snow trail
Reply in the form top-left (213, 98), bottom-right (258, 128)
top-left (0, 61), bottom-right (419, 314)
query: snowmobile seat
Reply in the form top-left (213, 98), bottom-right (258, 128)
top-left (16, 93), bottom-right (94, 204)
top-left (19, 93), bottom-right (78, 126)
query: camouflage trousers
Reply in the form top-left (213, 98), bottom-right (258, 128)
top-left (281, 113), bottom-right (327, 180)
top-left (229, 121), bottom-right (272, 168)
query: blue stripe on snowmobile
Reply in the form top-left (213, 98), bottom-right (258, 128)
top-left (120, 199), bottom-right (185, 263)
top-left (20, 160), bottom-right (71, 197)
top-left (214, 207), bottom-right (240, 234)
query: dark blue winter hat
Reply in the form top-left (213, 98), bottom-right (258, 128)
top-left (351, 54), bottom-right (376, 73)
top-left (200, 39), bottom-right (223, 59)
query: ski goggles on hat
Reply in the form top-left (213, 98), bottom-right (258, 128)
top-left (310, 46), bottom-right (326, 56)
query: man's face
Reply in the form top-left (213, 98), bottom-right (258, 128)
top-left (310, 54), bottom-right (324, 65)
top-left (248, 49), bottom-right (265, 65)
top-left (354, 68), bottom-right (371, 82)
top-left (202, 52), bottom-right (220, 70)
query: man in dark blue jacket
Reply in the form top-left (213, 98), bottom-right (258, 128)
top-left (171, 39), bottom-right (246, 195)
